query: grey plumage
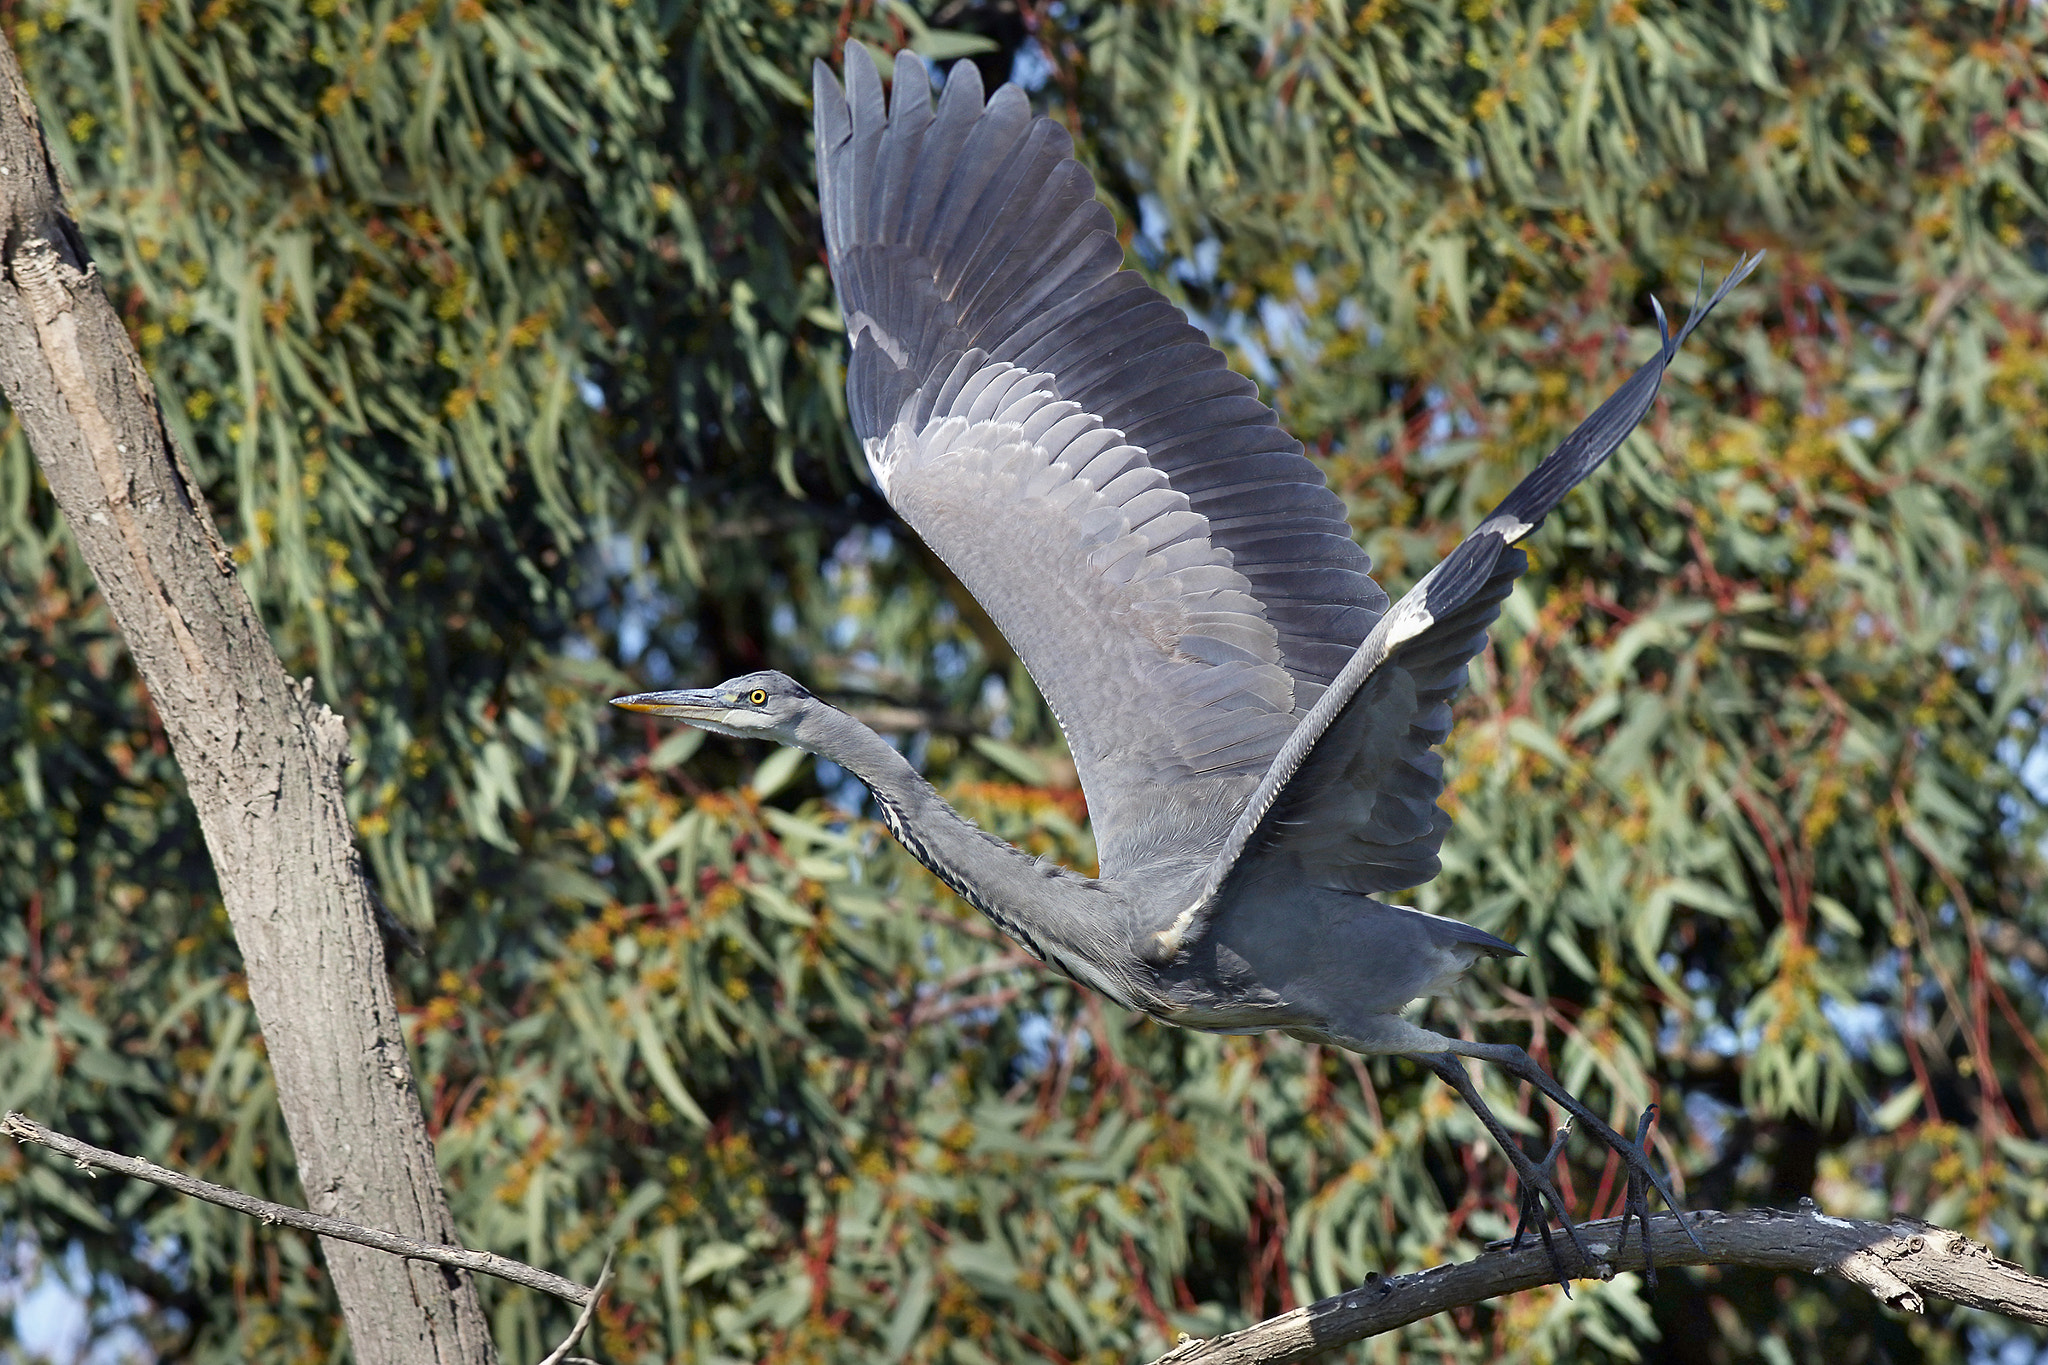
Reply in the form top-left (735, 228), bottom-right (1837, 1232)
top-left (617, 43), bottom-right (1763, 1288)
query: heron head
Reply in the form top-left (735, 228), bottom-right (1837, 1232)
top-left (610, 670), bottom-right (815, 742)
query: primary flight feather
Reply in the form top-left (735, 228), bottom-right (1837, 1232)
top-left (617, 43), bottom-right (1761, 1285)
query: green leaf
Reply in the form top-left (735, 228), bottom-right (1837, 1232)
top-left (648, 726), bottom-right (706, 772)
top-left (625, 995), bottom-right (712, 1129)
top-left (883, 1262), bottom-right (933, 1362)
top-left (969, 736), bottom-right (1048, 785)
top-left (681, 1241), bottom-right (749, 1286)
top-left (912, 30), bottom-right (999, 60)
top-left (751, 745), bottom-right (807, 799)
top-left (1871, 1083), bottom-right (1924, 1133)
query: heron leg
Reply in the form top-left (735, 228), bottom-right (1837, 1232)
top-left (1452, 1040), bottom-right (1704, 1272)
top-left (1419, 1053), bottom-right (1586, 1291)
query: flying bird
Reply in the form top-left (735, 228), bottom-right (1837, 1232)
top-left (616, 43), bottom-right (1760, 1284)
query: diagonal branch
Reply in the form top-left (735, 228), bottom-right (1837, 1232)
top-left (1153, 1206), bottom-right (2048, 1365)
top-left (4, 1112), bottom-right (594, 1307)
top-left (537, 1252), bottom-right (614, 1365)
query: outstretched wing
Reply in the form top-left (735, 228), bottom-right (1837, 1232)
top-left (1151, 255), bottom-right (1764, 962)
top-left (814, 46), bottom-right (1389, 877)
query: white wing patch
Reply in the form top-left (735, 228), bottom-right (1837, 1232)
top-left (1381, 595), bottom-right (1439, 649)
top-left (862, 433), bottom-right (895, 499)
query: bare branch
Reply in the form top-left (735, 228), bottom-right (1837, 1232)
top-left (1152, 1206), bottom-right (2048, 1365)
top-left (536, 1252), bottom-right (615, 1365)
top-left (4, 1112), bottom-right (594, 1308)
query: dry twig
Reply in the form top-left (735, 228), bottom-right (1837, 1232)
top-left (537, 1252), bottom-right (616, 1365)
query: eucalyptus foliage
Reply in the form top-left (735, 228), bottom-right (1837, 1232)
top-left (2, 1), bottom-right (2046, 1362)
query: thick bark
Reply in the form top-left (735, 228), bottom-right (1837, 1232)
top-left (1153, 1206), bottom-right (2048, 1365)
top-left (0, 37), bottom-right (494, 1365)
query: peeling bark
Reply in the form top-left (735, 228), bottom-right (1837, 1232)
top-left (0, 35), bottom-right (494, 1365)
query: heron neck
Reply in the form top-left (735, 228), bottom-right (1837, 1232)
top-left (791, 704), bottom-right (1126, 983)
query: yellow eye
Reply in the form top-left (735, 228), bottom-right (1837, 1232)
top-left (748, 689), bottom-right (768, 706)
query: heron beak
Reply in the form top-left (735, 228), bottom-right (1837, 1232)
top-left (609, 688), bottom-right (729, 721)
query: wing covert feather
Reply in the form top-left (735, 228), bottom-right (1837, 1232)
top-left (868, 360), bottom-right (1299, 874)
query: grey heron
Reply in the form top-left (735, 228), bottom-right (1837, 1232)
top-left (616, 43), bottom-right (1761, 1286)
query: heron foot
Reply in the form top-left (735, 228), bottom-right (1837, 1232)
top-left (1455, 1041), bottom-right (1704, 1280)
top-left (1419, 1054), bottom-right (1587, 1292)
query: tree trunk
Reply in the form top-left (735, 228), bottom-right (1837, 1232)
top-left (0, 38), bottom-right (495, 1365)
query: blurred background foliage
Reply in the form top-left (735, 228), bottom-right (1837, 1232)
top-left (2, 0), bottom-right (2046, 1360)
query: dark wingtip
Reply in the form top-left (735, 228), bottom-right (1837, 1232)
top-left (1671, 250), bottom-right (1765, 349)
